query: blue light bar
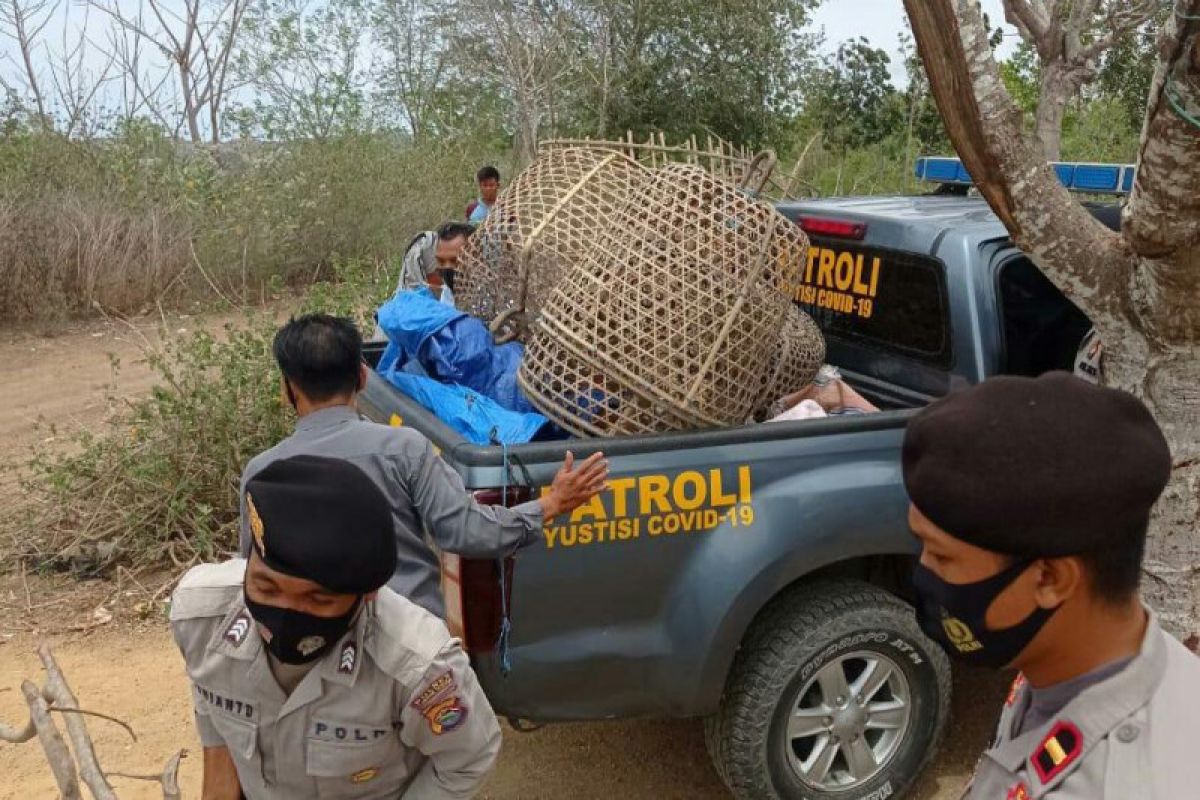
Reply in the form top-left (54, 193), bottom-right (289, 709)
top-left (914, 156), bottom-right (1135, 196)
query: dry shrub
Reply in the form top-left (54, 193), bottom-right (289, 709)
top-left (0, 129), bottom-right (509, 322)
top-left (0, 192), bottom-right (191, 320)
top-left (1, 260), bottom-right (385, 575)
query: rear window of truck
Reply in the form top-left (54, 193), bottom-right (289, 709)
top-left (791, 239), bottom-right (952, 369)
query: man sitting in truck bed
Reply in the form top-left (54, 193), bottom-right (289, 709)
top-left (238, 314), bottom-right (610, 617)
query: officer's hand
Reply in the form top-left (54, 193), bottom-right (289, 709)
top-left (540, 451), bottom-right (609, 520)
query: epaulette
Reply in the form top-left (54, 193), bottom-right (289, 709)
top-left (1030, 721), bottom-right (1083, 784)
top-left (168, 560), bottom-right (247, 622)
top-left (364, 588), bottom-right (453, 686)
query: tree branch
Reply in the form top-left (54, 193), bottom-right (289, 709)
top-left (21, 680), bottom-right (82, 800)
top-left (38, 644), bottom-right (118, 800)
top-left (109, 749), bottom-right (186, 800)
top-left (1081, 0), bottom-right (1161, 60)
top-left (903, 0), bottom-right (1132, 329)
top-left (1067, 0), bottom-right (1103, 32)
top-left (87, 0), bottom-right (170, 55)
top-left (1123, 0), bottom-right (1200, 343)
top-left (0, 711), bottom-right (37, 743)
top-left (1002, 0), bottom-right (1050, 41)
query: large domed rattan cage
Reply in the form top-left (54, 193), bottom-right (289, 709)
top-left (453, 147), bottom-right (650, 339)
top-left (518, 163), bottom-right (822, 437)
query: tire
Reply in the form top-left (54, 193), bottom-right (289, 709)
top-left (705, 579), bottom-right (952, 800)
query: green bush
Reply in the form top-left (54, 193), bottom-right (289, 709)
top-left (3, 259), bottom-right (390, 573)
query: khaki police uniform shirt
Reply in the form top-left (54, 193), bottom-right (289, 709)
top-left (965, 609), bottom-right (1200, 799)
top-left (238, 406), bottom-right (544, 617)
top-left (170, 559), bottom-right (502, 799)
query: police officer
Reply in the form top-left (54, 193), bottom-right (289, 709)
top-left (902, 372), bottom-right (1200, 799)
top-left (174, 454), bottom-right (501, 799)
top-left (241, 314), bottom-right (607, 617)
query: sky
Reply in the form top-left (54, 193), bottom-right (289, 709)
top-left (2, 0), bottom-right (1024, 126)
top-left (811, 0), bottom-right (1019, 87)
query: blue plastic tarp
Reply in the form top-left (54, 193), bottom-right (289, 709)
top-left (376, 290), bottom-right (537, 414)
top-left (374, 289), bottom-right (555, 444)
top-left (380, 371), bottom-right (551, 446)
top-left (375, 289), bottom-right (464, 375)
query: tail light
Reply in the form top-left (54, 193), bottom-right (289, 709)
top-left (796, 216), bottom-right (867, 240)
top-left (441, 486), bottom-right (533, 653)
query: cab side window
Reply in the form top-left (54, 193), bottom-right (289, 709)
top-left (998, 257), bottom-right (1093, 377)
top-left (796, 241), bottom-right (953, 369)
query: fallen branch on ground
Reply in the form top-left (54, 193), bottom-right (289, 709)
top-left (0, 643), bottom-right (185, 799)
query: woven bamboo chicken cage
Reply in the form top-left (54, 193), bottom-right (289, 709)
top-left (519, 163), bottom-right (820, 437)
top-left (758, 307), bottom-right (827, 416)
top-left (454, 147), bottom-right (649, 336)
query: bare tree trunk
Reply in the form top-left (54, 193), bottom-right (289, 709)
top-left (1, 0), bottom-right (54, 129)
top-left (1002, 0), bottom-right (1164, 163)
top-left (905, 0), bottom-right (1200, 643)
top-left (178, 64), bottom-right (202, 143)
top-left (515, 92), bottom-right (540, 165)
top-left (1034, 63), bottom-right (1081, 161)
top-left (15, 14), bottom-right (47, 125)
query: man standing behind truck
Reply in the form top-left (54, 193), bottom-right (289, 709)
top-left (239, 314), bottom-right (609, 617)
top-left (467, 166), bottom-right (500, 223)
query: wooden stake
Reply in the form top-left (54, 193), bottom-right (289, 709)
top-left (22, 681), bottom-right (82, 800)
top-left (39, 645), bottom-right (118, 800)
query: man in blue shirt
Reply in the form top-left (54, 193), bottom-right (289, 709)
top-left (467, 166), bottom-right (500, 223)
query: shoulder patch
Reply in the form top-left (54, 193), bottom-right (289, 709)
top-left (1031, 720), bottom-right (1083, 784)
top-left (410, 670), bottom-right (456, 711)
top-left (169, 560), bottom-right (248, 622)
top-left (422, 695), bottom-right (468, 735)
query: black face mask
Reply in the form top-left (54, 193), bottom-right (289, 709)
top-left (911, 560), bottom-right (1060, 669)
top-left (244, 591), bottom-right (361, 665)
top-left (441, 268), bottom-right (457, 292)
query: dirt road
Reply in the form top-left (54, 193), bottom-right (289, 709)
top-left (0, 315), bottom-right (1003, 799)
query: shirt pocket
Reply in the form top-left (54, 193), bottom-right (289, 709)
top-left (306, 735), bottom-right (410, 798)
top-left (207, 714), bottom-right (264, 790)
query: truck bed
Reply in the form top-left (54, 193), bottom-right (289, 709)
top-left (359, 341), bottom-right (921, 719)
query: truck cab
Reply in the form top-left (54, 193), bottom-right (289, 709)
top-left (776, 192), bottom-right (1100, 409)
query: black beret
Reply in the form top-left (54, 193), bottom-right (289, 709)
top-left (245, 455), bottom-right (396, 594)
top-left (903, 372), bottom-right (1171, 558)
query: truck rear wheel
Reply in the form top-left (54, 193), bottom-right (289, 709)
top-left (705, 579), bottom-right (951, 800)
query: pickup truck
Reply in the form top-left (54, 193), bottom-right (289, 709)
top-left (358, 159), bottom-right (1110, 800)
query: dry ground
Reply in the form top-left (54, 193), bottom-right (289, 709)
top-left (0, 314), bottom-right (1004, 799)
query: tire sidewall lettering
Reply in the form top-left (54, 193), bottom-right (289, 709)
top-left (799, 631), bottom-right (891, 683)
